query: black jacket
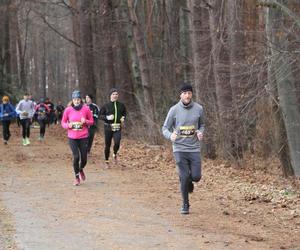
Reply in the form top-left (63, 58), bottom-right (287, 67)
top-left (87, 103), bottom-right (100, 126)
top-left (99, 101), bottom-right (126, 124)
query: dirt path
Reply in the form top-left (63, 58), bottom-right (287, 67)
top-left (0, 124), bottom-right (299, 249)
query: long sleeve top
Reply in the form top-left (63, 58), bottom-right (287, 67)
top-left (162, 100), bottom-right (204, 152)
top-left (15, 99), bottom-right (35, 119)
top-left (61, 104), bottom-right (94, 139)
top-left (0, 103), bottom-right (16, 121)
top-left (99, 101), bottom-right (126, 124)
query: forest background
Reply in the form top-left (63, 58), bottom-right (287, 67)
top-left (0, 0), bottom-right (300, 178)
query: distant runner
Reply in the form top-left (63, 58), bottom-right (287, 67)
top-left (35, 98), bottom-right (50, 141)
top-left (162, 83), bottom-right (204, 214)
top-left (61, 90), bottom-right (94, 186)
top-left (99, 88), bottom-right (126, 167)
top-left (16, 93), bottom-right (35, 146)
top-left (45, 97), bottom-right (55, 125)
top-left (85, 94), bottom-right (100, 154)
top-left (0, 95), bottom-right (16, 145)
top-left (56, 101), bottom-right (65, 124)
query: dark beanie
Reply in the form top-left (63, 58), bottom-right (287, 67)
top-left (86, 94), bottom-right (93, 100)
top-left (180, 83), bottom-right (193, 93)
top-left (109, 88), bottom-right (118, 97)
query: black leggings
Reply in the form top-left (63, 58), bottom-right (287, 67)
top-left (87, 126), bottom-right (97, 153)
top-left (20, 118), bottom-right (31, 139)
top-left (68, 138), bottom-right (88, 177)
top-left (38, 119), bottom-right (47, 137)
top-left (2, 120), bottom-right (11, 141)
top-left (104, 127), bottom-right (121, 161)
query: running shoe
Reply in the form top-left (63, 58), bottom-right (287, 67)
top-left (73, 177), bottom-right (80, 186)
top-left (105, 160), bottom-right (110, 169)
top-left (3, 140), bottom-right (7, 145)
top-left (79, 170), bottom-right (86, 181)
top-left (112, 153), bottom-right (117, 164)
top-left (181, 203), bottom-right (190, 214)
top-left (22, 138), bottom-right (27, 146)
top-left (25, 137), bottom-right (30, 145)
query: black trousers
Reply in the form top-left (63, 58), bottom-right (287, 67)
top-left (20, 118), bottom-right (31, 139)
top-left (104, 126), bottom-right (121, 161)
top-left (2, 120), bottom-right (11, 141)
top-left (68, 138), bottom-right (88, 177)
top-left (38, 119), bottom-right (47, 137)
top-left (87, 126), bottom-right (97, 153)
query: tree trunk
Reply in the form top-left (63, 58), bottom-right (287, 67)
top-left (189, 0), bottom-right (217, 159)
top-left (266, 2), bottom-right (300, 176)
top-left (127, 0), bottom-right (156, 130)
top-left (78, 0), bottom-right (95, 94)
top-left (70, 0), bottom-right (82, 94)
top-left (102, 0), bottom-right (116, 90)
top-left (208, 0), bottom-right (237, 160)
top-left (226, 0), bottom-right (246, 159)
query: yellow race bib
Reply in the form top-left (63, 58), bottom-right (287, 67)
top-left (178, 125), bottom-right (195, 137)
top-left (72, 122), bottom-right (83, 131)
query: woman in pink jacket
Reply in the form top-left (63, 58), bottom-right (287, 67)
top-left (61, 90), bottom-right (94, 186)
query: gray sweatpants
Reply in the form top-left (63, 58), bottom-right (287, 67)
top-left (174, 152), bottom-right (202, 205)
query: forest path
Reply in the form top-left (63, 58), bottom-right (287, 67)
top-left (0, 124), bottom-right (299, 250)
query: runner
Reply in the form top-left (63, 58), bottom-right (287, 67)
top-left (55, 101), bottom-right (65, 124)
top-left (45, 97), bottom-right (55, 125)
top-left (0, 96), bottom-right (16, 145)
top-left (99, 88), bottom-right (126, 167)
top-left (35, 98), bottom-right (50, 141)
top-left (16, 93), bottom-right (35, 146)
top-left (61, 90), bottom-right (94, 186)
top-left (162, 83), bottom-right (204, 214)
top-left (85, 94), bottom-right (100, 154)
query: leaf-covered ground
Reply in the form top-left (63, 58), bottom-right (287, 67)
top-left (0, 124), bottom-right (299, 249)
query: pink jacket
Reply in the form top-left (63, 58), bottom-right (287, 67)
top-left (61, 105), bottom-right (94, 139)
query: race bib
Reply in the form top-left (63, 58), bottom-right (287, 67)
top-left (71, 122), bottom-right (83, 130)
top-left (178, 125), bottom-right (195, 137)
top-left (111, 123), bottom-right (121, 132)
top-left (38, 111), bottom-right (46, 118)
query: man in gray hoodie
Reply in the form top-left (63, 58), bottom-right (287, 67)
top-left (16, 93), bottom-right (35, 146)
top-left (162, 83), bottom-right (204, 214)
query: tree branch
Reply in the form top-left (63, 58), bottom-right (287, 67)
top-left (259, 0), bottom-right (300, 27)
top-left (34, 10), bottom-right (80, 47)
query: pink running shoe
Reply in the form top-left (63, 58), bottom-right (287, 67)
top-left (73, 177), bottom-right (80, 186)
top-left (79, 170), bottom-right (86, 181)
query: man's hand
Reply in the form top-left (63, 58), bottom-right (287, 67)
top-left (197, 131), bottom-right (203, 141)
top-left (170, 132), bottom-right (177, 142)
top-left (120, 116), bottom-right (125, 123)
top-left (106, 114), bottom-right (114, 121)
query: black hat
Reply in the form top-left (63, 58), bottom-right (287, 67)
top-left (109, 88), bottom-right (118, 97)
top-left (180, 83), bottom-right (193, 93)
top-left (86, 94), bottom-right (93, 100)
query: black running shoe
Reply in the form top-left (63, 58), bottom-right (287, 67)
top-left (181, 203), bottom-right (190, 214)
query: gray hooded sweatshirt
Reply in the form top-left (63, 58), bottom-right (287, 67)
top-left (162, 100), bottom-right (204, 152)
